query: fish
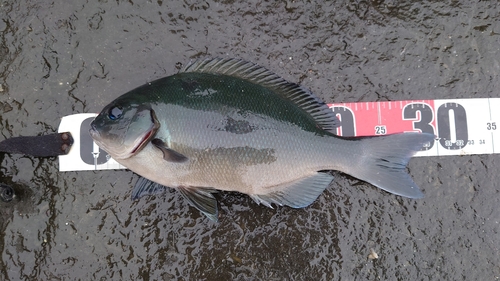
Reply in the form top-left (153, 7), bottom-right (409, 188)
top-left (89, 58), bottom-right (434, 222)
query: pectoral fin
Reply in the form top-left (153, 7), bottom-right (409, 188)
top-left (131, 177), bottom-right (167, 200)
top-left (177, 186), bottom-right (219, 222)
top-left (250, 172), bottom-right (334, 209)
top-left (152, 138), bottom-right (188, 163)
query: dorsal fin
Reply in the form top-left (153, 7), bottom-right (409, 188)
top-left (181, 58), bottom-right (339, 133)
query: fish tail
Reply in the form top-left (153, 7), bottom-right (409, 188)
top-left (346, 133), bottom-right (434, 198)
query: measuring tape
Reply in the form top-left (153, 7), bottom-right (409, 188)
top-left (58, 98), bottom-right (499, 171)
top-left (329, 98), bottom-right (498, 157)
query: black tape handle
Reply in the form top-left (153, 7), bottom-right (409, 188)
top-left (0, 132), bottom-right (73, 202)
top-left (0, 132), bottom-right (73, 157)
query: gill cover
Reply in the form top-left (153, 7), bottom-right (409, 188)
top-left (90, 103), bottom-right (159, 159)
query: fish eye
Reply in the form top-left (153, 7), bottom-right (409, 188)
top-left (108, 105), bottom-right (123, 120)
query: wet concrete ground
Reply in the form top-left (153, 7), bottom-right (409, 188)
top-left (1, 0), bottom-right (499, 280)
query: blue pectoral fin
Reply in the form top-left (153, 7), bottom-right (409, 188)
top-left (177, 186), bottom-right (219, 222)
top-left (131, 177), bottom-right (167, 200)
top-left (250, 173), bottom-right (334, 209)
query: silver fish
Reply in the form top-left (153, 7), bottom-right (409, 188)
top-left (90, 58), bottom-right (433, 221)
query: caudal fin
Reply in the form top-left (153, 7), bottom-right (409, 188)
top-left (352, 133), bottom-right (434, 198)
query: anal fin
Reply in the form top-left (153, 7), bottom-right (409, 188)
top-left (178, 186), bottom-right (219, 222)
top-left (250, 172), bottom-right (334, 209)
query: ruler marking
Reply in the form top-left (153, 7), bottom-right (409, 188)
top-left (377, 102), bottom-right (381, 124)
top-left (488, 98), bottom-right (492, 120)
top-left (329, 98), bottom-right (498, 157)
top-left (488, 98), bottom-right (494, 153)
top-left (492, 132), bottom-right (495, 153)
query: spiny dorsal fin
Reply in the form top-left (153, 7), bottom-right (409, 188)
top-left (182, 58), bottom-right (339, 133)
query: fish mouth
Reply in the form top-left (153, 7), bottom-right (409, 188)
top-left (89, 122), bottom-right (102, 145)
top-left (89, 122), bottom-right (113, 156)
top-left (89, 123), bottom-right (99, 137)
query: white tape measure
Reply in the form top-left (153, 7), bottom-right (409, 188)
top-left (59, 98), bottom-right (499, 172)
